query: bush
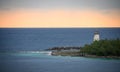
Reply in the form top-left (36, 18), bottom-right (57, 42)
top-left (81, 39), bottom-right (120, 56)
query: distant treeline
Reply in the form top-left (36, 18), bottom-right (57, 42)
top-left (80, 39), bottom-right (120, 56)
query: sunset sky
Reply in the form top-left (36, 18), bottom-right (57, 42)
top-left (0, 0), bottom-right (120, 28)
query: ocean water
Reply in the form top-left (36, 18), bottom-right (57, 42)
top-left (0, 28), bottom-right (120, 72)
top-left (0, 28), bottom-right (120, 51)
top-left (0, 52), bottom-right (120, 72)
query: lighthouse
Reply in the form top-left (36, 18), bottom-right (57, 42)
top-left (93, 31), bottom-right (100, 41)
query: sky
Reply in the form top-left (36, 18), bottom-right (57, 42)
top-left (0, 0), bottom-right (120, 28)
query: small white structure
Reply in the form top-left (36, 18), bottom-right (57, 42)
top-left (93, 31), bottom-right (100, 41)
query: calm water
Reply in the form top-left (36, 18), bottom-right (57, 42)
top-left (0, 52), bottom-right (120, 72)
top-left (0, 28), bottom-right (120, 51)
top-left (0, 28), bottom-right (120, 72)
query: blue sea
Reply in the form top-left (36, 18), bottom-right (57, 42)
top-left (0, 28), bottom-right (120, 51)
top-left (0, 52), bottom-right (120, 72)
top-left (0, 28), bottom-right (120, 72)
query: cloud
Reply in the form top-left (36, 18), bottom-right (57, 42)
top-left (0, 0), bottom-right (120, 10)
top-left (102, 9), bottom-right (120, 18)
top-left (0, 9), bottom-right (120, 28)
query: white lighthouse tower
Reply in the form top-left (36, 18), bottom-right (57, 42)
top-left (93, 31), bottom-right (100, 41)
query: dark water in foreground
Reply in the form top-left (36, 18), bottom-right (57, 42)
top-left (0, 52), bottom-right (120, 72)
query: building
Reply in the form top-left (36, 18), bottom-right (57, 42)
top-left (93, 31), bottom-right (100, 41)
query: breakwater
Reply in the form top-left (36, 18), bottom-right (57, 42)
top-left (46, 47), bottom-right (82, 56)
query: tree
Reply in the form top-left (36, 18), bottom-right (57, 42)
top-left (81, 39), bottom-right (120, 56)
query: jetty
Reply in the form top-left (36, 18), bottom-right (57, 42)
top-left (46, 47), bottom-right (82, 56)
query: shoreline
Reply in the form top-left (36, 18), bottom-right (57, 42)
top-left (52, 54), bottom-right (120, 59)
top-left (51, 51), bottom-right (120, 59)
top-left (81, 55), bottom-right (120, 59)
top-left (46, 46), bottom-right (120, 59)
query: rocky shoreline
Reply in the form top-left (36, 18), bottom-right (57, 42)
top-left (81, 55), bottom-right (120, 59)
top-left (46, 47), bottom-right (120, 59)
top-left (51, 50), bottom-right (80, 56)
top-left (51, 51), bottom-right (120, 59)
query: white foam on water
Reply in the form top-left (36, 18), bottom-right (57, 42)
top-left (19, 51), bottom-right (52, 55)
top-left (39, 51), bottom-right (52, 55)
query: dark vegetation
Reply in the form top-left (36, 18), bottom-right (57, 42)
top-left (46, 47), bottom-right (81, 51)
top-left (80, 39), bottom-right (120, 56)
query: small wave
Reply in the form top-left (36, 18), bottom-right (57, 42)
top-left (19, 51), bottom-right (52, 55)
top-left (39, 51), bottom-right (52, 55)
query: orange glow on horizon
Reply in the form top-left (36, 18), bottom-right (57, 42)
top-left (0, 9), bottom-right (120, 28)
